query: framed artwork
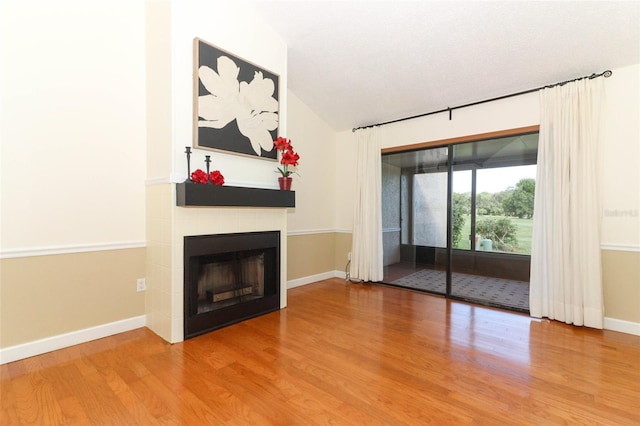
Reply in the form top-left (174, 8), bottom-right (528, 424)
top-left (193, 38), bottom-right (279, 160)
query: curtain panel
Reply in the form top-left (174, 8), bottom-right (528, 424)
top-left (530, 78), bottom-right (604, 328)
top-left (350, 127), bottom-right (383, 281)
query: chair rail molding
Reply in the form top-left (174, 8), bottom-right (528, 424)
top-left (0, 241), bottom-right (146, 259)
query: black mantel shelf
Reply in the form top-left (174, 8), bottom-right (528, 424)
top-left (176, 182), bottom-right (295, 208)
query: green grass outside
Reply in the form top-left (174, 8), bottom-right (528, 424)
top-left (455, 214), bottom-right (533, 254)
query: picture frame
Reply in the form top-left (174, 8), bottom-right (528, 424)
top-left (193, 37), bottom-right (279, 160)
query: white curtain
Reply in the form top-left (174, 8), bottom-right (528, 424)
top-left (351, 126), bottom-right (383, 281)
top-left (530, 78), bottom-right (604, 328)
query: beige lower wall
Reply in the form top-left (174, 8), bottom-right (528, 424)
top-left (0, 248), bottom-right (146, 348)
top-left (287, 233), bottom-right (336, 280)
top-left (602, 249), bottom-right (640, 323)
top-left (334, 232), bottom-right (352, 273)
top-left (286, 232), bottom-right (352, 280)
top-left (1, 240), bottom-right (636, 350)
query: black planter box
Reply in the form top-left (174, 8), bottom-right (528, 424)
top-left (176, 182), bottom-right (295, 208)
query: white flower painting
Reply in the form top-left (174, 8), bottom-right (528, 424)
top-left (194, 39), bottom-right (279, 159)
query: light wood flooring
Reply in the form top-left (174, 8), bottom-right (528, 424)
top-left (2, 278), bottom-right (639, 425)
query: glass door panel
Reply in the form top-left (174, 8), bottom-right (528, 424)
top-left (381, 147), bottom-right (449, 294)
top-left (452, 169), bottom-right (472, 251)
top-left (450, 135), bottom-right (538, 312)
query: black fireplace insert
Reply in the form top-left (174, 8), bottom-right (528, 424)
top-left (184, 231), bottom-right (280, 339)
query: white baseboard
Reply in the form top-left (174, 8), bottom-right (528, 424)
top-left (603, 317), bottom-right (640, 336)
top-left (334, 270), bottom-right (347, 280)
top-left (0, 315), bottom-right (147, 365)
top-left (287, 270), bottom-right (346, 289)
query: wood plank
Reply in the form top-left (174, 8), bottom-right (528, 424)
top-left (1, 278), bottom-right (639, 424)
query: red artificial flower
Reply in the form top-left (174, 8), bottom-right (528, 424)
top-left (191, 169), bottom-right (208, 184)
top-left (274, 137), bottom-right (292, 151)
top-left (281, 150), bottom-right (300, 166)
top-left (209, 170), bottom-right (224, 186)
top-left (273, 136), bottom-right (300, 177)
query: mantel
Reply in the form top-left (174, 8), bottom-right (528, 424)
top-left (176, 182), bottom-right (295, 208)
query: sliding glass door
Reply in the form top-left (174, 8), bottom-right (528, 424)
top-left (450, 135), bottom-right (538, 311)
top-left (381, 132), bottom-right (538, 313)
top-left (381, 147), bottom-right (448, 294)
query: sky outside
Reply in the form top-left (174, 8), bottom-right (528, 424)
top-left (453, 165), bottom-right (537, 194)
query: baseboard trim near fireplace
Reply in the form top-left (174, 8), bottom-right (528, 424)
top-left (0, 315), bottom-right (147, 365)
top-left (287, 270), bottom-right (347, 289)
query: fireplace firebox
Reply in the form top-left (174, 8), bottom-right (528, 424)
top-left (184, 231), bottom-right (280, 339)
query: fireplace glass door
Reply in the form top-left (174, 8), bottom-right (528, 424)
top-left (184, 231), bottom-right (280, 339)
top-left (195, 250), bottom-right (266, 313)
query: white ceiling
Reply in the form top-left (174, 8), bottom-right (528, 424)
top-left (250, 0), bottom-right (640, 131)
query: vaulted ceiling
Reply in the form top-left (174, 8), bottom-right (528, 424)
top-left (251, 1), bottom-right (640, 131)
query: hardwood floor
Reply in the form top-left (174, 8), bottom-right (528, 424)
top-left (2, 278), bottom-right (639, 425)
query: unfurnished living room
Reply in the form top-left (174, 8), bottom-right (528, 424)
top-left (1, 1), bottom-right (639, 424)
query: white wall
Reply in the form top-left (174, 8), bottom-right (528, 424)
top-left (336, 64), bottom-right (640, 249)
top-left (286, 91), bottom-right (337, 233)
top-left (168, 0), bottom-right (288, 189)
top-left (0, 0), bottom-right (146, 251)
top-left (600, 64), bottom-right (640, 247)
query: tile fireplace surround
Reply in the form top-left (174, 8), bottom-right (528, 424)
top-left (145, 183), bottom-right (291, 343)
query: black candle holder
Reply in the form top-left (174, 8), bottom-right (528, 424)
top-left (205, 155), bottom-right (211, 183)
top-left (184, 146), bottom-right (192, 182)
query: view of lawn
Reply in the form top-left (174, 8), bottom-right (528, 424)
top-left (454, 214), bottom-right (533, 254)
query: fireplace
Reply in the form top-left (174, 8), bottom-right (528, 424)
top-left (184, 231), bottom-right (280, 339)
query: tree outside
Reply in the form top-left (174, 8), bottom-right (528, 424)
top-left (452, 201), bottom-right (466, 247)
top-left (452, 176), bottom-right (536, 254)
top-left (502, 178), bottom-right (535, 219)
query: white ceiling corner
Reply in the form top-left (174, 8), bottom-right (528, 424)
top-left (250, 0), bottom-right (640, 131)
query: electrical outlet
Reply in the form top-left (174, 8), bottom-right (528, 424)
top-left (136, 278), bottom-right (146, 292)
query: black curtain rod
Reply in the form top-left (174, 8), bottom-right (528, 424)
top-left (352, 69), bottom-right (612, 132)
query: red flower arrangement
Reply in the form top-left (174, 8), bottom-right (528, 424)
top-left (209, 170), bottom-right (224, 185)
top-left (190, 169), bottom-right (225, 185)
top-left (190, 169), bottom-right (208, 184)
top-left (274, 137), bottom-right (300, 177)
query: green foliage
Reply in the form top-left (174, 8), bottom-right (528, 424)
top-left (476, 217), bottom-right (519, 252)
top-left (452, 176), bottom-right (535, 253)
top-left (455, 215), bottom-right (533, 254)
top-left (517, 177), bottom-right (535, 194)
top-left (491, 189), bottom-right (512, 209)
top-left (452, 202), bottom-right (466, 247)
top-left (453, 192), bottom-right (471, 215)
top-left (477, 191), bottom-right (505, 216)
top-left (502, 178), bottom-right (535, 218)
